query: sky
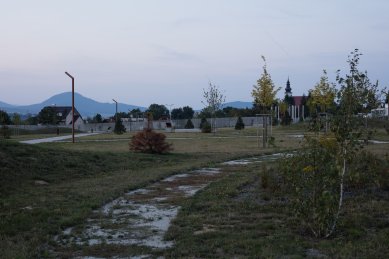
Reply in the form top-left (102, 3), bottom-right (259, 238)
top-left (1, 0), bottom-right (389, 109)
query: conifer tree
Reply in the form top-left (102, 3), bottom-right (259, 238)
top-left (235, 116), bottom-right (245, 130)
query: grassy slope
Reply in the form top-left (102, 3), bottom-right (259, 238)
top-left (0, 140), bottom-right (262, 258)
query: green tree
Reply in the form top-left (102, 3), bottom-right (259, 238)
top-left (114, 118), bottom-right (126, 134)
top-left (38, 106), bottom-right (59, 125)
top-left (12, 113), bottom-right (21, 125)
top-left (12, 113), bottom-right (21, 135)
top-left (93, 113), bottom-right (103, 123)
top-left (128, 108), bottom-right (141, 116)
top-left (283, 94), bottom-right (295, 106)
top-left (171, 108), bottom-right (183, 119)
top-left (25, 114), bottom-right (38, 125)
top-left (197, 107), bottom-right (212, 119)
top-left (282, 49), bottom-right (382, 238)
top-left (116, 112), bottom-right (128, 119)
top-left (301, 94), bottom-right (310, 118)
top-left (308, 70), bottom-right (336, 114)
top-left (202, 82), bottom-right (225, 133)
top-left (281, 136), bottom-right (339, 238)
top-left (182, 106), bottom-right (194, 119)
top-left (251, 56), bottom-right (281, 113)
top-left (171, 106), bottom-right (194, 120)
top-left (0, 110), bottom-right (11, 125)
top-left (328, 49), bottom-right (381, 236)
top-left (279, 102), bottom-right (292, 125)
top-left (146, 104), bottom-right (169, 120)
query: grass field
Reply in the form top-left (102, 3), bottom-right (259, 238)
top-left (165, 162), bottom-right (389, 258)
top-left (1, 125), bottom-right (388, 258)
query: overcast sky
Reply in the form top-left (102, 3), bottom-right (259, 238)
top-left (1, 0), bottom-right (388, 109)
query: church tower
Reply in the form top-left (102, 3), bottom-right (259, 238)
top-left (285, 77), bottom-right (292, 97)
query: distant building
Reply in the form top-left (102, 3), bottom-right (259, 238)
top-left (371, 104), bottom-right (389, 117)
top-left (46, 106), bottom-right (84, 126)
top-left (284, 78), bottom-right (304, 106)
top-left (283, 78), bottom-right (305, 122)
top-left (285, 78), bottom-right (293, 98)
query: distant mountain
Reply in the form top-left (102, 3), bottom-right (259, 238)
top-left (0, 101), bottom-right (16, 109)
top-left (0, 92), bottom-right (146, 118)
top-left (1, 93), bottom-right (254, 118)
top-left (222, 101), bottom-right (253, 109)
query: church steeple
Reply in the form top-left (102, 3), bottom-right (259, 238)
top-left (285, 77), bottom-right (292, 97)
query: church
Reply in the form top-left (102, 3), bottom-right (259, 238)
top-left (283, 78), bottom-right (306, 122)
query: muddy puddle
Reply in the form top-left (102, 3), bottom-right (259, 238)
top-left (55, 168), bottom-right (224, 255)
top-left (222, 153), bottom-right (286, 165)
top-left (55, 153), bottom-right (284, 258)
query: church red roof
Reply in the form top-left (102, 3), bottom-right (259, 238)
top-left (293, 96), bottom-right (303, 106)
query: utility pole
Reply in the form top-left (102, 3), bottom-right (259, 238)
top-left (65, 72), bottom-right (75, 143)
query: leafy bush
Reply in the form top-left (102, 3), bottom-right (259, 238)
top-left (184, 119), bottom-right (194, 129)
top-left (129, 129), bottom-right (172, 154)
top-left (235, 116), bottom-right (245, 130)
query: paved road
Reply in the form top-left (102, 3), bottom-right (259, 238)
top-left (20, 132), bottom-right (102, 144)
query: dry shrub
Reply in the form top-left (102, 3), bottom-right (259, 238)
top-left (129, 129), bottom-right (172, 154)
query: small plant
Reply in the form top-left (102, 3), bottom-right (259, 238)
top-left (384, 123), bottom-right (389, 135)
top-left (184, 119), bottom-right (194, 129)
top-left (235, 116), bottom-right (245, 130)
top-left (268, 136), bottom-right (276, 147)
top-left (261, 167), bottom-right (269, 189)
top-left (129, 129), bottom-right (172, 154)
top-left (260, 165), bottom-right (280, 193)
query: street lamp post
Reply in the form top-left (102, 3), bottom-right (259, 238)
top-left (65, 72), bottom-right (75, 143)
top-left (112, 99), bottom-right (118, 122)
top-left (165, 104), bottom-right (174, 121)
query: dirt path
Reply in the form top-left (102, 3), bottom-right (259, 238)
top-left (19, 132), bottom-right (102, 144)
top-left (54, 153), bottom-right (285, 258)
